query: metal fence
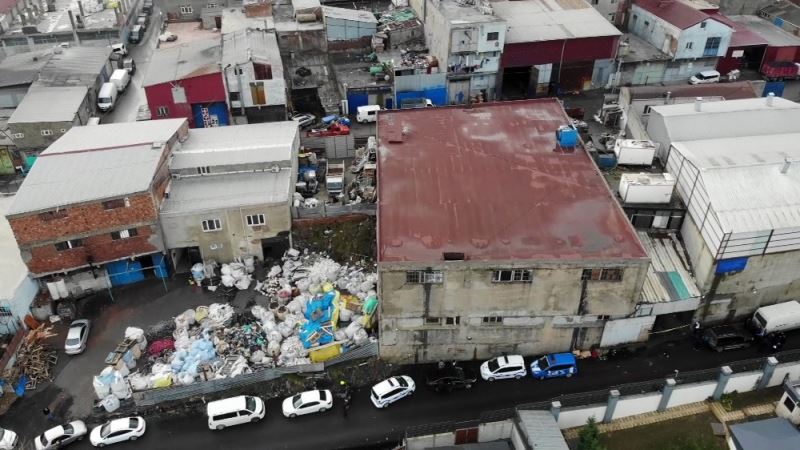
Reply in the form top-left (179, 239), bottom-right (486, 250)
top-left (293, 203), bottom-right (376, 219)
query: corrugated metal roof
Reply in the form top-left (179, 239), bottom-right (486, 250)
top-left (7, 119), bottom-right (187, 216)
top-left (221, 8), bottom-right (275, 34)
top-left (638, 232), bottom-right (701, 304)
top-left (0, 50), bottom-right (53, 88)
top-left (709, 13), bottom-right (768, 48)
top-left (322, 6), bottom-right (378, 23)
top-left (494, 0), bottom-right (621, 43)
top-left (144, 39), bottom-right (222, 87)
top-left (170, 121), bottom-right (297, 169)
top-left (8, 86), bottom-right (87, 124)
top-left (160, 170), bottom-right (291, 215)
top-left (634, 0), bottom-right (724, 30)
top-left (376, 99), bottom-right (648, 263)
top-left (625, 81), bottom-right (760, 101)
top-left (36, 46), bottom-right (112, 87)
top-left (729, 418), bottom-right (800, 450)
top-left (222, 29), bottom-right (283, 75)
top-left (516, 410), bottom-right (568, 450)
top-left (729, 15), bottom-right (800, 47)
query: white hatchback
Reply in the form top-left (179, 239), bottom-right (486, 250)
top-left (36, 420), bottom-right (87, 450)
top-left (89, 417), bottom-right (145, 447)
top-left (282, 389), bottom-right (333, 418)
top-left (480, 354), bottom-right (527, 381)
top-left (370, 375), bottom-right (415, 408)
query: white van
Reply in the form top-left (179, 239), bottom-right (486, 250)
top-left (207, 395), bottom-right (265, 430)
top-left (357, 105), bottom-right (381, 123)
top-left (689, 70), bottom-right (720, 85)
top-left (97, 82), bottom-right (117, 112)
top-left (87, 117), bottom-right (101, 125)
top-left (110, 69), bottom-right (130, 93)
top-left (752, 300), bottom-right (800, 335)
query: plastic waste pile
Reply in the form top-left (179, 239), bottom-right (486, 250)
top-left (220, 257), bottom-right (255, 290)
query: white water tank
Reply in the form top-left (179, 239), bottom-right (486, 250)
top-left (614, 139), bottom-right (657, 166)
top-left (47, 281), bottom-right (61, 300)
top-left (619, 173), bottom-right (675, 204)
top-left (56, 278), bottom-right (69, 298)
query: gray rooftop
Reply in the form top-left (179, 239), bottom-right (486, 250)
top-left (292, 0), bottom-right (321, 13)
top-left (638, 232), bottom-right (701, 304)
top-left (7, 119), bottom-right (187, 216)
top-left (8, 86), bottom-right (88, 124)
top-left (620, 33), bottom-right (670, 63)
top-left (0, 50), bottom-right (53, 88)
top-left (322, 6), bottom-right (378, 23)
top-left (730, 15), bottom-right (800, 47)
top-left (760, 2), bottom-right (800, 26)
top-left (435, 0), bottom-right (505, 23)
top-left (144, 39), bottom-right (222, 86)
top-left (729, 418), bottom-right (800, 450)
top-left (160, 170), bottom-right (292, 215)
top-left (221, 7), bottom-right (275, 34)
top-left (171, 121), bottom-right (298, 169)
top-left (35, 46), bottom-right (112, 87)
top-left (493, 0), bottom-right (620, 43)
top-left (516, 410), bottom-right (568, 450)
top-left (222, 29), bottom-right (283, 77)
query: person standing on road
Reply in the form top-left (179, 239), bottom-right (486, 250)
top-left (43, 407), bottom-right (55, 422)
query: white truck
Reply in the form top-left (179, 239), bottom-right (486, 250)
top-left (97, 82), bottom-right (117, 112)
top-left (326, 161), bottom-right (345, 197)
top-left (752, 300), bottom-right (800, 335)
top-left (109, 69), bottom-right (130, 93)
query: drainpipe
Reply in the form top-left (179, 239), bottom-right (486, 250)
top-left (235, 63), bottom-right (246, 116)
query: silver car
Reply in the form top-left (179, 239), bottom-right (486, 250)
top-left (291, 113), bottom-right (316, 129)
top-left (64, 319), bottom-right (90, 355)
top-left (35, 421), bottom-right (87, 450)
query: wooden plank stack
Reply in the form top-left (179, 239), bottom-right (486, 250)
top-left (15, 324), bottom-right (59, 389)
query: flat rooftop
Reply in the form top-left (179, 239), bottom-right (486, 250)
top-left (161, 171), bottom-right (292, 216)
top-left (493, 0), bottom-right (621, 44)
top-left (624, 81), bottom-right (761, 101)
top-left (377, 99), bottom-right (648, 263)
top-left (145, 38), bottom-right (222, 86)
top-left (729, 15), bottom-right (800, 47)
top-left (619, 33), bottom-right (669, 63)
top-left (221, 7), bottom-right (275, 34)
top-left (7, 0), bottom-right (118, 34)
top-left (9, 86), bottom-right (87, 123)
top-left (435, 0), bottom-right (505, 24)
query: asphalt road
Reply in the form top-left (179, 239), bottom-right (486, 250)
top-left (56, 330), bottom-right (800, 450)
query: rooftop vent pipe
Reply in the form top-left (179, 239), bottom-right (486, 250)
top-left (781, 158), bottom-right (792, 174)
top-left (694, 97), bottom-right (703, 112)
top-left (766, 92), bottom-right (775, 107)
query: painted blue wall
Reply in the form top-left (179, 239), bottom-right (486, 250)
top-left (107, 260), bottom-right (145, 287)
top-left (192, 102), bottom-right (229, 128)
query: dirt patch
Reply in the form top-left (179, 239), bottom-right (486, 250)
top-left (292, 215), bottom-right (376, 265)
top-left (593, 412), bottom-right (726, 450)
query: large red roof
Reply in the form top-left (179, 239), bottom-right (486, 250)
top-left (376, 99), bottom-right (648, 264)
top-left (634, 0), bottom-right (722, 30)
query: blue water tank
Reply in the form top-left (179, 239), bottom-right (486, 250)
top-left (557, 126), bottom-right (579, 148)
top-left (598, 153), bottom-right (617, 169)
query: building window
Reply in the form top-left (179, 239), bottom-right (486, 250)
top-left (406, 270), bottom-right (443, 284)
top-left (250, 82), bottom-right (266, 105)
top-left (246, 214), bottom-right (265, 226)
top-left (425, 317), bottom-right (442, 325)
top-left (609, 13), bottom-right (616, 21)
top-left (704, 37), bottom-right (721, 57)
top-left (39, 209), bottom-right (68, 221)
top-left (444, 316), bottom-right (460, 326)
top-left (102, 198), bottom-right (126, 210)
top-left (700, 21), bottom-right (707, 29)
top-left (196, 166), bottom-right (211, 175)
top-left (202, 218), bottom-right (222, 232)
top-left (156, 106), bottom-right (169, 117)
top-left (12, 133), bottom-right (23, 139)
top-left (482, 316), bottom-right (502, 324)
top-left (40, 129), bottom-right (53, 136)
top-left (55, 239), bottom-right (83, 251)
top-left (685, 42), bottom-right (693, 50)
top-left (492, 269), bottom-right (532, 283)
top-left (207, 2), bottom-right (218, 7)
top-left (643, 105), bottom-right (653, 115)
top-left (486, 31), bottom-right (499, 41)
top-left (0, 306), bottom-right (11, 317)
top-left (180, 5), bottom-right (193, 14)
top-left (111, 228), bottom-right (138, 240)
top-left (783, 396), bottom-right (796, 413)
top-left (582, 268), bottom-right (624, 282)
top-left (229, 91), bottom-right (240, 102)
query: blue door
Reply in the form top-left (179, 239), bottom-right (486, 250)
top-left (192, 102), bottom-right (230, 128)
top-left (346, 92), bottom-right (368, 113)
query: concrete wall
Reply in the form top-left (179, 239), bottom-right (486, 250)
top-left (422, 0), bottom-right (450, 69)
top-left (768, 362), bottom-right (800, 387)
top-left (378, 260), bottom-right (648, 363)
top-left (667, 381), bottom-right (716, 408)
top-left (478, 420), bottom-right (514, 442)
top-left (2, 275), bottom-right (37, 322)
top-left (630, 5), bottom-right (682, 57)
top-left (9, 92), bottom-right (91, 152)
top-left (724, 372), bottom-right (760, 394)
top-left (558, 405), bottom-right (606, 429)
top-left (613, 392), bottom-right (661, 420)
top-left (406, 432), bottom-right (456, 450)
top-left (673, 19), bottom-right (731, 60)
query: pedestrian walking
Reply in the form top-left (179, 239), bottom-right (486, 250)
top-left (43, 407), bottom-right (55, 422)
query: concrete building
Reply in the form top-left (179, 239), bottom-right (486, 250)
top-left (379, 50), bottom-right (447, 108)
top-left (759, 1), bottom-right (800, 36)
top-left (32, 46), bottom-right (114, 108)
top-left (322, 6), bottom-right (377, 50)
top-left (7, 86), bottom-right (92, 155)
top-left (376, 7), bottom-right (425, 49)
top-left (0, 49), bottom-right (52, 108)
top-left (588, 0), bottom-right (630, 26)
top-left (651, 97), bottom-right (800, 322)
top-left (144, 38), bottom-right (230, 128)
top-left (163, 0), bottom-right (234, 22)
top-left (222, 29), bottom-right (287, 123)
top-left (4, 119), bottom-right (189, 299)
top-left (0, 195), bottom-right (38, 330)
top-left (722, 15), bottom-right (800, 75)
top-left (160, 121), bottom-right (298, 267)
top-left (629, 0), bottom-right (733, 82)
top-left (376, 99), bottom-right (650, 363)
top-left (411, 0), bottom-right (506, 104)
top-left (493, 0), bottom-right (621, 97)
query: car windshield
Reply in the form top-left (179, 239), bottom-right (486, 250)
top-left (319, 390), bottom-right (327, 401)
top-left (65, 338), bottom-right (80, 346)
top-left (128, 418), bottom-right (138, 429)
top-left (99, 96), bottom-right (111, 103)
top-left (397, 377), bottom-right (408, 387)
top-left (245, 396), bottom-right (256, 412)
top-left (38, 433), bottom-right (49, 446)
top-left (63, 423), bottom-right (74, 435)
top-left (487, 358), bottom-right (500, 372)
top-left (292, 394), bottom-right (303, 409)
top-left (537, 356), bottom-right (550, 370)
top-left (100, 423), bottom-right (111, 438)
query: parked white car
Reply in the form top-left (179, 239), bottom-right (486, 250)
top-left (35, 420), bottom-right (87, 450)
top-left (207, 395), bottom-right (265, 430)
top-left (370, 375), bottom-right (415, 408)
top-left (480, 354), bottom-right (527, 381)
top-left (282, 389), bottom-right (333, 418)
top-left (109, 43), bottom-right (128, 56)
top-left (64, 319), bottom-right (90, 355)
top-left (689, 70), bottom-right (720, 85)
top-left (0, 427), bottom-right (18, 450)
top-left (89, 417), bottom-right (145, 447)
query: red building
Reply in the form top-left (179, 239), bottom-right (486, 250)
top-left (719, 15), bottom-right (800, 76)
top-left (143, 39), bottom-right (230, 128)
top-left (492, 0), bottom-right (621, 97)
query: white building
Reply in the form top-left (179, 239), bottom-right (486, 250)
top-left (0, 195), bottom-right (37, 331)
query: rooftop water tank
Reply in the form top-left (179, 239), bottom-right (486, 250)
top-left (556, 125), bottom-right (578, 148)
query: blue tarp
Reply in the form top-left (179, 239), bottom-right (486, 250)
top-left (15, 374), bottom-right (28, 397)
top-left (107, 260), bottom-right (145, 287)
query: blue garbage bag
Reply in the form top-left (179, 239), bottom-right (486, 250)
top-left (15, 374), bottom-right (28, 397)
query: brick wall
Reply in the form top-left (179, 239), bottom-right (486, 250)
top-left (9, 193), bottom-right (157, 246)
top-left (25, 225), bottom-right (160, 275)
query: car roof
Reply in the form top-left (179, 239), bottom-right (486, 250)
top-left (66, 327), bottom-right (82, 339)
top-left (299, 390), bottom-right (322, 402)
top-left (44, 425), bottom-right (67, 440)
top-left (708, 324), bottom-right (745, 336)
top-left (699, 70), bottom-right (720, 76)
top-left (208, 395), bottom-right (248, 411)
top-left (548, 352), bottom-right (577, 365)
top-left (374, 376), bottom-right (407, 394)
top-left (498, 354), bottom-right (524, 366)
top-left (108, 417), bottom-right (135, 432)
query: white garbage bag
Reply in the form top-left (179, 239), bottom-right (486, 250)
top-left (93, 376), bottom-right (110, 399)
top-left (102, 395), bottom-right (120, 413)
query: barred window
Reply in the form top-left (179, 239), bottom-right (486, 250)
top-left (582, 268), bottom-right (624, 282)
top-left (492, 269), bottom-right (532, 283)
top-left (406, 270), bottom-right (443, 284)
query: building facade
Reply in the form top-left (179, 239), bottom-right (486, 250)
top-left (7, 87), bottom-right (92, 155)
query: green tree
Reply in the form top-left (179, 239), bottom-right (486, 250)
top-left (577, 417), bottom-right (607, 450)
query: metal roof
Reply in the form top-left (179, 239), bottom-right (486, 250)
top-left (376, 99), bottom-right (647, 263)
top-left (624, 81), bottom-right (760, 101)
top-left (633, 0), bottom-right (725, 30)
top-left (516, 410), bottom-right (568, 450)
top-left (729, 418), bottom-right (800, 450)
top-left (160, 170), bottom-right (291, 215)
top-left (7, 119), bottom-right (187, 216)
top-left (493, 0), bottom-right (621, 43)
top-left (0, 50), bottom-right (53, 88)
top-left (221, 7), bottom-right (275, 34)
top-left (638, 232), bottom-right (701, 304)
top-left (144, 39), bottom-right (222, 87)
top-left (322, 6), bottom-right (378, 23)
top-left (9, 86), bottom-right (87, 124)
top-left (709, 13), bottom-right (768, 48)
top-left (222, 29), bottom-right (283, 76)
top-left (729, 15), bottom-right (800, 47)
top-left (170, 121), bottom-right (297, 169)
top-left (36, 46), bottom-right (112, 87)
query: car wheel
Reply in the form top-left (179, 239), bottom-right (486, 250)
top-left (289, 413), bottom-right (296, 418)
top-left (515, 374), bottom-right (522, 380)
top-left (465, 384), bottom-right (473, 389)
top-left (251, 417), bottom-right (259, 423)
top-left (716, 347), bottom-right (723, 353)
top-left (98, 444), bottom-right (106, 448)
top-left (319, 407), bottom-right (327, 413)
top-left (131, 436), bottom-right (138, 441)
top-left (216, 425), bottom-right (224, 430)
top-left (566, 373), bottom-right (573, 378)
top-left (488, 377), bottom-right (495, 382)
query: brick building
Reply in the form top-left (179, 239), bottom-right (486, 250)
top-left (5, 119), bottom-right (189, 298)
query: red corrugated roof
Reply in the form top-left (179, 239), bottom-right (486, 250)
top-left (635, 0), bottom-right (722, 30)
top-left (376, 99), bottom-right (648, 263)
top-left (0, 0), bottom-right (16, 14)
top-left (708, 13), bottom-right (769, 47)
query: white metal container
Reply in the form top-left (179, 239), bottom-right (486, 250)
top-left (619, 173), bottom-right (675, 204)
top-left (614, 139), bottom-right (657, 166)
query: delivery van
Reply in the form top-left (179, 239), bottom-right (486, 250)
top-left (751, 300), bottom-right (800, 335)
top-left (207, 395), bottom-right (265, 430)
top-left (129, 25), bottom-right (143, 44)
top-left (357, 105), bottom-right (380, 123)
top-left (109, 69), bottom-right (130, 92)
top-left (97, 82), bottom-right (117, 112)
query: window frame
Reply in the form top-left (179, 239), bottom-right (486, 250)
top-left (111, 228), bottom-right (138, 240)
top-left (492, 269), bottom-right (532, 283)
top-left (201, 218), bottom-right (222, 232)
top-left (581, 268), bottom-right (624, 282)
top-left (180, 5), bottom-right (194, 14)
top-left (406, 270), bottom-right (443, 284)
top-left (12, 132), bottom-right (24, 139)
top-left (482, 316), bottom-right (503, 324)
top-left (246, 214), bottom-right (266, 227)
top-left (486, 31), bottom-right (499, 42)
top-left (40, 129), bottom-right (53, 136)
top-left (156, 106), bottom-right (169, 117)
top-left (39, 209), bottom-right (68, 221)
top-left (55, 239), bottom-right (83, 251)
top-left (102, 198), bottom-right (126, 210)
top-left (196, 166), bottom-right (211, 175)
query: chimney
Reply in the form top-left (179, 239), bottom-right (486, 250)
top-left (766, 92), bottom-right (775, 107)
top-left (664, 91), bottom-right (671, 104)
top-left (694, 97), bottom-right (703, 112)
top-left (781, 158), bottom-right (792, 174)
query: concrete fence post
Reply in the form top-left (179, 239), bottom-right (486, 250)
top-left (657, 378), bottom-right (676, 412)
top-left (550, 401), bottom-right (562, 422)
top-left (603, 389), bottom-right (620, 423)
top-left (757, 357), bottom-right (779, 390)
top-left (712, 366), bottom-right (733, 401)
